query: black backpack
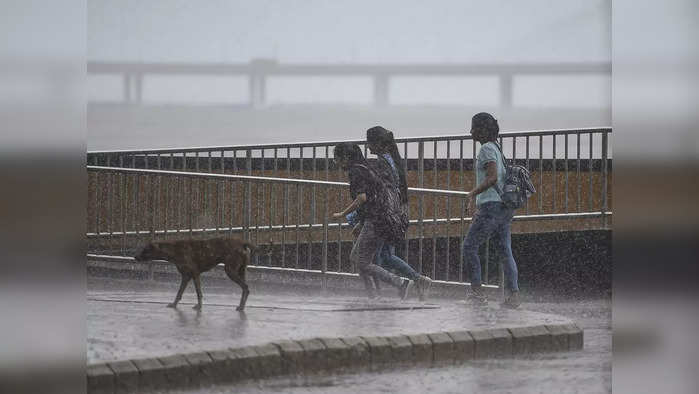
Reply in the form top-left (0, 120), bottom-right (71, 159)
top-left (352, 163), bottom-right (408, 246)
top-left (492, 143), bottom-right (536, 210)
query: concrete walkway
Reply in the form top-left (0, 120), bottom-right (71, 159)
top-left (88, 277), bottom-right (572, 364)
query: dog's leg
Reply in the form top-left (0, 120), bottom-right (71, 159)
top-left (192, 274), bottom-right (203, 310)
top-left (225, 264), bottom-right (249, 311)
top-left (169, 274), bottom-right (191, 308)
top-left (237, 265), bottom-right (249, 311)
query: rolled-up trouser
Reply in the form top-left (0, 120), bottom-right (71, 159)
top-left (350, 220), bottom-right (404, 289)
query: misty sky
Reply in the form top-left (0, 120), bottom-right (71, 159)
top-left (87, 1), bottom-right (612, 149)
top-left (88, 0), bottom-right (610, 64)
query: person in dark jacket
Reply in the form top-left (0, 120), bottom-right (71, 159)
top-left (332, 142), bottom-right (413, 300)
top-left (366, 126), bottom-right (433, 301)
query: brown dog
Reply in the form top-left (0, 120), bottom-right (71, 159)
top-left (134, 237), bottom-right (255, 311)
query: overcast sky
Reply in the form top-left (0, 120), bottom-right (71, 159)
top-left (88, 0), bottom-right (610, 64)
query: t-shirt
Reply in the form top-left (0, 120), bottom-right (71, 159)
top-left (475, 141), bottom-right (507, 206)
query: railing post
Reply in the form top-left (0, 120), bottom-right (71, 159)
top-left (601, 131), bottom-right (609, 227)
top-left (322, 186), bottom-right (329, 291)
top-left (483, 238), bottom-right (490, 285)
top-left (418, 141), bottom-right (425, 274)
top-left (499, 254), bottom-right (505, 301)
top-left (246, 149), bottom-right (253, 241)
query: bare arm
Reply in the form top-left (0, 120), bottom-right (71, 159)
top-left (333, 193), bottom-right (367, 219)
top-left (469, 161), bottom-right (498, 197)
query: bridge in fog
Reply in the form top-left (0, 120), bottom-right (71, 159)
top-left (87, 59), bottom-right (611, 108)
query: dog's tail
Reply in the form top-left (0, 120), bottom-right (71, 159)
top-left (242, 242), bottom-right (257, 257)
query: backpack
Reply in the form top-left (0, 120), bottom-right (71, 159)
top-left (352, 163), bottom-right (408, 246)
top-left (492, 143), bottom-right (536, 210)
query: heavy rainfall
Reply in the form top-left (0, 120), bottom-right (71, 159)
top-left (85, 1), bottom-right (611, 393)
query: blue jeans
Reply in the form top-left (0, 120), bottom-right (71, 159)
top-left (375, 244), bottom-right (420, 280)
top-left (462, 202), bottom-right (519, 291)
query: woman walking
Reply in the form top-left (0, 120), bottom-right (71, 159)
top-left (366, 126), bottom-right (433, 301)
top-left (463, 113), bottom-right (520, 308)
top-left (332, 142), bottom-right (413, 300)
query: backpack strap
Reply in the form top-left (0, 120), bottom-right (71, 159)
top-left (487, 141), bottom-right (508, 199)
top-left (492, 141), bottom-right (510, 170)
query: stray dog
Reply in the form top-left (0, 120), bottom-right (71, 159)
top-left (134, 237), bottom-right (255, 311)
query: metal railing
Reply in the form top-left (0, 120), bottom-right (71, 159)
top-left (87, 127), bottom-right (612, 219)
top-left (87, 166), bottom-right (611, 288)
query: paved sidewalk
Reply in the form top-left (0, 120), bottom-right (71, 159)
top-left (88, 277), bottom-right (571, 364)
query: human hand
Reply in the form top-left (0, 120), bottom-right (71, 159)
top-left (466, 196), bottom-right (476, 216)
top-left (332, 212), bottom-right (344, 220)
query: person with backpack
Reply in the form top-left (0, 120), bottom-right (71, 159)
top-left (332, 142), bottom-right (413, 300)
top-left (366, 126), bottom-right (433, 301)
top-left (463, 112), bottom-right (521, 309)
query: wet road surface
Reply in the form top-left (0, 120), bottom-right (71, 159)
top-left (88, 277), bottom-right (572, 363)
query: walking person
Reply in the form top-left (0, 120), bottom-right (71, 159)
top-left (366, 126), bottom-right (433, 301)
top-left (332, 142), bottom-right (413, 300)
top-left (463, 113), bottom-right (520, 308)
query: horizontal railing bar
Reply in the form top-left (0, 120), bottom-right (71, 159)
top-left (86, 253), bottom-right (500, 289)
top-left (87, 127), bottom-right (611, 155)
top-left (88, 165), bottom-right (347, 186)
top-left (87, 166), bottom-right (471, 196)
top-left (86, 211), bottom-right (612, 238)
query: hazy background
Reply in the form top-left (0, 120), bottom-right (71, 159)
top-left (87, 0), bottom-right (611, 150)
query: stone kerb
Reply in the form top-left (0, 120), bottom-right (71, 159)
top-left (87, 323), bottom-right (583, 393)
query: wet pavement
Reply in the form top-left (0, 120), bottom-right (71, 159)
top-left (87, 277), bottom-right (572, 364)
top-left (170, 299), bottom-right (611, 394)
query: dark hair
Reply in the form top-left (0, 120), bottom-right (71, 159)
top-left (333, 142), bottom-right (365, 167)
top-left (471, 112), bottom-right (499, 141)
top-left (366, 126), bottom-right (408, 204)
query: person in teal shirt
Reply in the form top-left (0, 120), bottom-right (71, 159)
top-left (463, 113), bottom-right (520, 309)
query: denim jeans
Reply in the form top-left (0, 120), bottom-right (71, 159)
top-left (375, 244), bottom-right (420, 280)
top-left (350, 220), bottom-right (404, 290)
top-left (462, 202), bottom-right (519, 291)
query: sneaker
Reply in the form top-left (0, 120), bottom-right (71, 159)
top-left (399, 279), bottom-right (413, 301)
top-left (417, 275), bottom-right (433, 301)
top-left (500, 291), bottom-right (521, 309)
top-left (467, 286), bottom-right (488, 304)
